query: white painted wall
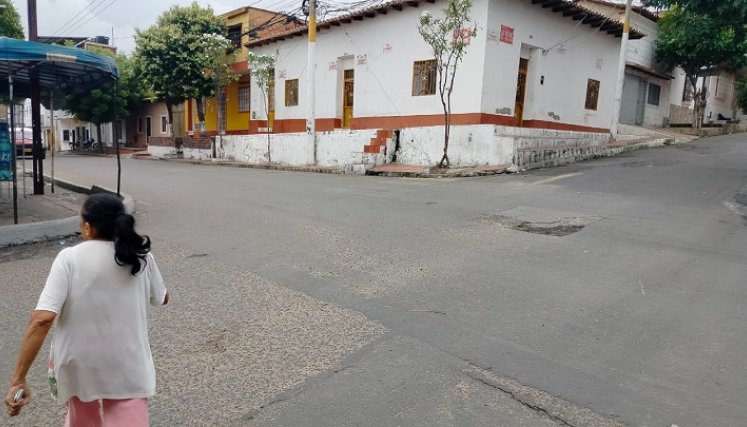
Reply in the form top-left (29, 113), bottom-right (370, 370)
top-left (482, 0), bottom-right (621, 130)
top-left (252, 1), bottom-right (487, 122)
top-left (704, 73), bottom-right (745, 123)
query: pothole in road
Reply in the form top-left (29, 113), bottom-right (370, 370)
top-left (486, 207), bottom-right (603, 237)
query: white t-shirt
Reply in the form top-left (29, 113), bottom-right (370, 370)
top-left (36, 240), bottom-right (167, 403)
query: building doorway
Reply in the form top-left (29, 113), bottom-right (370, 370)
top-left (342, 69), bottom-right (354, 128)
top-left (514, 58), bottom-right (529, 126)
top-left (620, 74), bottom-right (647, 125)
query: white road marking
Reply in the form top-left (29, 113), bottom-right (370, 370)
top-left (531, 172), bottom-right (583, 186)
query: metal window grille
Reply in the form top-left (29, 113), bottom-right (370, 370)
top-left (285, 79), bottom-right (299, 106)
top-left (412, 60), bottom-right (437, 96)
top-left (585, 79), bottom-right (600, 111)
top-left (647, 84), bottom-right (661, 106)
top-left (238, 84), bottom-right (251, 112)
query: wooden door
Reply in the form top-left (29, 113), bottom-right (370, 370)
top-left (342, 69), bottom-right (354, 128)
top-left (514, 58), bottom-right (529, 126)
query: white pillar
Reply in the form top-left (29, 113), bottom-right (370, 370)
top-left (611, 0), bottom-right (634, 137)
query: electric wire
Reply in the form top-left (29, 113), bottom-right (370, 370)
top-left (45, 0), bottom-right (108, 40)
top-left (46, 0), bottom-right (117, 44)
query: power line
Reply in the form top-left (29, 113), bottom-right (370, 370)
top-left (46, 0), bottom-right (111, 42)
top-left (57, 0), bottom-right (120, 41)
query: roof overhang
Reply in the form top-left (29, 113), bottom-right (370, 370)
top-left (248, 0), bottom-right (643, 48)
top-left (626, 62), bottom-right (674, 80)
top-left (528, 0), bottom-right (645, 39)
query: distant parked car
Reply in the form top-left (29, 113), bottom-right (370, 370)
top-left (13, 128), bottom-right (45, 158)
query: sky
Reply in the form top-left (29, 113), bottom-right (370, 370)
top-left (13, 0), bottom-right (289, 54)
top-left (12, 0), bottom-right (644, 54)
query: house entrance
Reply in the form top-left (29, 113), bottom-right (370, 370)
top-left (342, 69), bottom-right (354, 128)
top-left (620, 73), bottom-right (647, 125)
top-left (514, 58), bottom-right (529, 126)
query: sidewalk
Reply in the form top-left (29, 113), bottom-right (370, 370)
top-left (0, 172), bottom-right (83, 227)
top-left (0, 168), bottom-right (134, 248)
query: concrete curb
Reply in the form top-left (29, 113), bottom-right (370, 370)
top-left (0, 177), bottom-right (135, 249)
top-left (135, 155), bottom-right (345, 175)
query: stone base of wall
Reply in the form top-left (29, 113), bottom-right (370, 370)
top-left (669, 104), bottom-right (694, 125)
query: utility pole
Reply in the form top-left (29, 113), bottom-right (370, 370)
top-left (611, 0), bottom-right (634, 137)
top-left (306, 0), bottom-right (317, 164)
top-left (28, 0), bottom-right (44, 194)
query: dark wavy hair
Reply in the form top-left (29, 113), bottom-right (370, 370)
top-left (81, 192), bottom-right (151, 275)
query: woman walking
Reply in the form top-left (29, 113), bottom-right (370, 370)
top-left (5, 192), bottom-right (169, 426)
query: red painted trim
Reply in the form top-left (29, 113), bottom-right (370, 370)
top-left (231, 60), bottom-right (249, 74)
top-left (522, 119), bottom-right (609, 133)
top-left (220, 114), bottom-right (609, 135)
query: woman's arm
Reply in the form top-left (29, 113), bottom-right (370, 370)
top-left (4, 310), bottom-right (56, 416)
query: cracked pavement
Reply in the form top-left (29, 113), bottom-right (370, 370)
top-left (3, 132), bottom-right (747, 426)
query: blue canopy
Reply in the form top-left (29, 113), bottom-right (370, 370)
top-left (0, 37), bottom-right (119, 106)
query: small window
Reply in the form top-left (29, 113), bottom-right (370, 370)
top-left (412, 60), bottom-right (437, 96)
top-left (137, 117), bottom-right (143, 133)
top-left (285, 79), bottom-right (299, 107)
top-left (227, 24), bottom-right (242, 49)
top-left (160, 116), bottom-right (168, 134)
top-left (238, 83), bottom-right (251, 112)
top-left (62, 129), bottom-right (70, 141)
top-left (647, 83), bottom-right (661, 106)
top-left (585, 79), bottom-right (600, 111)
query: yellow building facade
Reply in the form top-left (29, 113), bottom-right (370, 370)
top-left (184, 6), bottom-right (295, 136)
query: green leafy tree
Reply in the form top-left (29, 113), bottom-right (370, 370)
top-left (0, 0), bottom-right (24, 39)
top-left (134, 2), bottom-right (226, 132)
top-left (201, 33), bottom-right (238, 157)
top-left (417, 0), bottom-right (476, 168)
top-left (645, 0), bottom-right (747, 127)
top-left (65, 53), bottom-right (144, 151)
top-left (249, 52), bottom-right (275, 163)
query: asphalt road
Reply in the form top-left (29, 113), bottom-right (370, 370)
top-left (4, 133), bottom-right (747, 426)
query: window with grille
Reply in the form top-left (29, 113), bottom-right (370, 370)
top-left (585, 79), bottom-right (600, 111)
top-left (412, 60), bottom-right (437, 96)
top-left (227, 24), bottom-right (242, 49)
top-left (238, 83), bottom-right (250, 112)
top-left (647, 83), bottom-right (661, 106)
top-left (285, 79), bottom-right (299, 106)
top-left (160, 116), bottom-right (168, 133)
top-left (63, 130), bottom-right (70, 141)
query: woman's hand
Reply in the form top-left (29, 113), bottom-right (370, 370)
top-left (4, 382), bottom-right (31, 416)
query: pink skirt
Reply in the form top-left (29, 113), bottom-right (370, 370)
top-left (64, 396), bottom-right (148, 427)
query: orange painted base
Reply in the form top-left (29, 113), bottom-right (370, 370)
top-left (234, 113), bottom-right (609, 136)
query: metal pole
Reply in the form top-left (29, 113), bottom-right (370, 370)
top-left (50, 93), bottom-right (54, 193)
top-left (28, 0), bottom-right (44, 194)
top-left (20, 104), bottom-right (25, 197)
top-left (9, 73), bottom-right (18, 224)
top-left (113, 81), bottom-right (121, 196)
top-left (306, 0), bottom-right (317, 164)
top-left (611, 0), bottom-right (634, 136)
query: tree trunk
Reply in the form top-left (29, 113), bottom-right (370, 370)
top-left (196, 97), bottom-right (206, 133)
top-left (439, 113), bottom-right (450, 168)
top-left (96, 124), bottom-right (103, 153)
top-left (264, 91), bottom-right (271, 163)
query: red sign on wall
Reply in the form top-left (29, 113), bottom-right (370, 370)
top-left (500, 25), bottom-right (514, 45)
top-left (452, 28), bottom-right (473, 45)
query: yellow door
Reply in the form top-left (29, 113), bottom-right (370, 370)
top-left (514, 58), bottom-right (528, 127)
top-left (342, 69), bottom-right (354, 128)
